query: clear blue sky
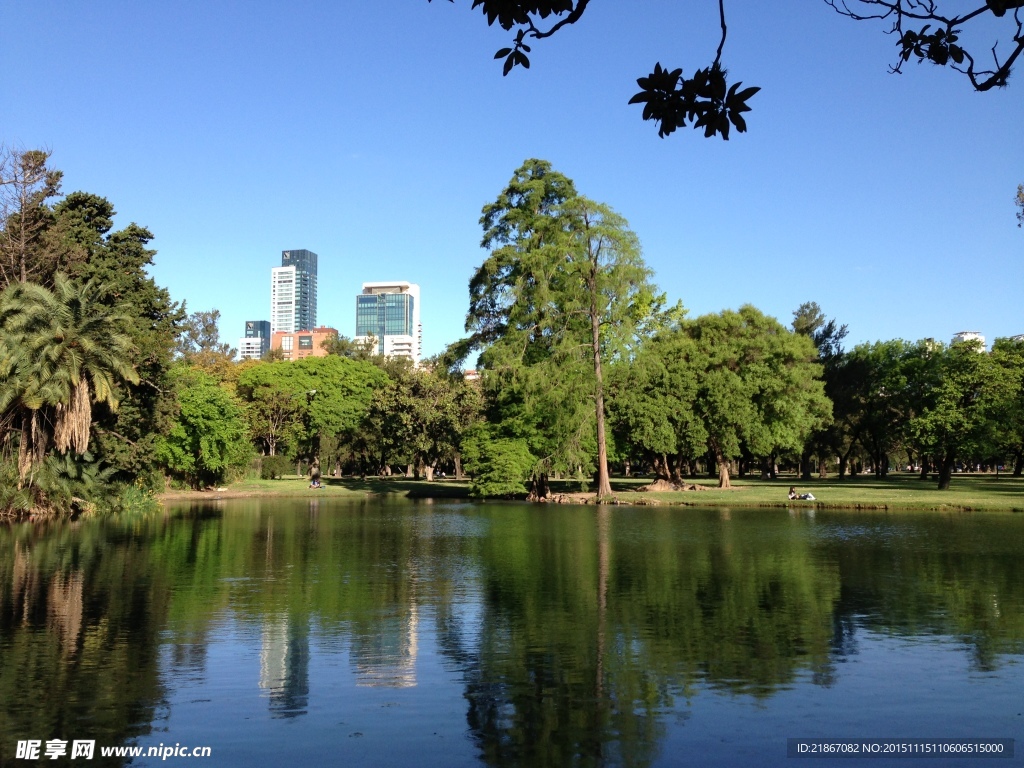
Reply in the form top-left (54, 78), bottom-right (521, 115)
top-left (4, 1), bottom-right (1021, 357)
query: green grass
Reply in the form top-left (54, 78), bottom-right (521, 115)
top-left (161, 471), bottom-right (1023, 512)
top-left (604, 472), bottom-right (1024, 512)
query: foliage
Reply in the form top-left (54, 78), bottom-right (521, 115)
top-left (321, 333), bottom-right (376, 360)
top-left (431, 2), bottom-right (1016, 139)
top-left (460, 159), bottom-right (659, 497)
top-left (157, 365), bottom-right (252, 488)
top-left (0, 274), bottom-right (138, 500)
top-left (53, 191), bottom-right (185, 482)
top-left (0, 147), bottom-right (64, 287)
top-left (236, 355), bottom-right (388, 462)
top-left (616, 306), bottom-right (831, 488)
top-left (825, 0), bottom-right (1024, 92)
top-left (909, 339), bottom-right (1017, 488)
top-left (174, 308), bottom-right (237, 380)
top-left (462, 427), bottom-right (536, 497)
top-left (260, 454), bottom-right (294, 480)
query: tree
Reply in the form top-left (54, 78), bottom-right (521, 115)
top-left (0, 274), bottom-right (138, 489)
top-left (0, 147), bottom-right (63, 287)
top-left (990, 337), bottom-right (1024, 474)
top-left (826, 0), bottom-right (1024, 92)
top-left (909, 339), bottom-right (1016, 489)
top-left (432, 2), bottom-right (1017, 139)
top-left (460, 159), bottom-right (658, 500)
top-left (174, 309), bottom-right (237, 381)
top-left (157, 366), bottom-right (251, 488)
top-left (321, 333), bottom-right (376, 360)
top-left (606, 320), bottom-right (705, 484)
top-left (792, 302), bottom-right (849, 478)
top-left (684, 306), bottom-right (831, 488)
top-left (53, 192), bottom-right (186, 484)
top-left (363, 360), bottom-right (483, 479)
top-left (236, 356), bottom-right (388, 464)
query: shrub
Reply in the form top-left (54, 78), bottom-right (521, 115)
top-left (261, 454), bottom-right (294, 480)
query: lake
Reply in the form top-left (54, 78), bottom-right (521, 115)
top-left (1, 499), bottom-right (1022, 767)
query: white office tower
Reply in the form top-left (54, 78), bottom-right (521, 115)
top-left (951, 331), bottom-right (985, 350)
top-left (354, 282), bottom-right (422, 365)
top-left (270, 267), bottom-right (296, 333)
top-left (271, 250), bottom-right (318, 334)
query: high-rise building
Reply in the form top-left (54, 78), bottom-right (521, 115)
top-left (271, 249), bottom-right (317, 333)
top-left (238, 320), bottom-right (271, 360)
top-left (951, 331), bottom-right (985, 350)
top-left (354, 282), bottom-right (422, 365)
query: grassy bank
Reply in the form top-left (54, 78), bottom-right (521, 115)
top-left (159, 472), bottom-right (1024, 512)
top-left (607, 473), bottom-right (1024, 512)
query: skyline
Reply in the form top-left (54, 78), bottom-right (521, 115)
top-left (3, 2), bottom-right (1021, 359)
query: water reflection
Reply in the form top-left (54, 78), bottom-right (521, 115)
top-left (259, 614), bottom-right (309, 717)
top-left (0, 503), bottom-right (1022, 767)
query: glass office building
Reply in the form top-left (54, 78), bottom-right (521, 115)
top-left (239, 320), bottom-right (271, 360)
top-left (354, 282), bottom-right (421, 364)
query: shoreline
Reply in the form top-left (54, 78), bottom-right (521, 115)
top-left (156, 476), bottom-right (1024, 513)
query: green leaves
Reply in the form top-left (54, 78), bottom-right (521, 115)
top-left (629, 62), bottom-right (760, 140)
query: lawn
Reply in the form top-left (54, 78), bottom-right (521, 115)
top-left (160, 471), bottom-right (1024, 512)
top-left (605, 472), bottom-right (1024, 512)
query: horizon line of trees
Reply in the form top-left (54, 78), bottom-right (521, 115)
top-left (2, 148), bottom-right (1022, 516)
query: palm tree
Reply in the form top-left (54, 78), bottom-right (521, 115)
top-left (0, 273), bottom-right (138, 487)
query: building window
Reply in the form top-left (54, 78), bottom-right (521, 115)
top-left (299, 336), bottom-right (312, 350)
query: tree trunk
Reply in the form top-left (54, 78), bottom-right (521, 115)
top-left (454, 453), bottom-right (465, 481)
top-left (800, 448), bottom-right (813, 481)
top-left (919, 456), bottom-right (931, 481)
top-left (623, 459), bottom-right (631, 477)
top-left (406, 464), bottom-right (414, 478)
top-left (588, 269), bottom-right (612, 501)
top-left (714, 446), bottom-right (731, 489)
top-left (527, 473), bottom-right (551, 501)
top-left (424, 465), bottom-right (434, 482)
top-left (937, 453), bottom-right (955, 490)
top-left (654, 454), bottom-right (671, 482)
top-left (1012, 450), bottom-right (1022, 477)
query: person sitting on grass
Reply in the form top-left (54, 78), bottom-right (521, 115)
top-left (788, 486), bottom-right (815, 501)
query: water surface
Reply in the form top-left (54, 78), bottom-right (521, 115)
top-left (1, 500), bottom-right (1022, 767)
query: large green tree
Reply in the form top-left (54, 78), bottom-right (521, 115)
top-left (683, 306), bottom-right (830, 488)
top-left (911, 339), bottom-right (1018, 489)
top-left (990, 337), bottom-right (1024, 474)
top-left (156, 365), bottom-right (251, 489)
top-left (52, 191), bottom-right (185, 483)
top-left (460, 159), bottom-right (658, 500)
top-left (236, 355), bottom-right (388, 466)
top-left (0, 275), bottom-right (138, 491)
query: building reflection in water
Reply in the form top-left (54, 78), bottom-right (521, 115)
top-left (352, 603), bottom-right (419, 688)
top-left (259, 614), bottom-right (310, 718)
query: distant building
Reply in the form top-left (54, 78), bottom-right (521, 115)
top-left (270, 326), bottom-right (338, 361)
top-left (951, 331), bottom-right (985, 349)
top-left (354, 282), bottom-right (422, 365)
top-left (271, 249), bottom-right (318, 333)
top-left (1012, 334), bottom-right (1024, 343)
top-left (239, 320), bottom-right (271, 360)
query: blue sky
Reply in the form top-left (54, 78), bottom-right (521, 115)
top-left (4, 1), bottom-right (1021, 357)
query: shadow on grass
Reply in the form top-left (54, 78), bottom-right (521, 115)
top-left (318, 476), bottom-right (472, 499)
